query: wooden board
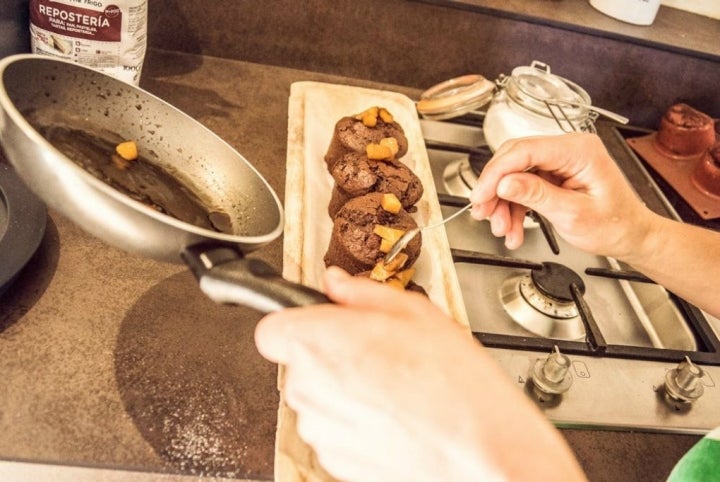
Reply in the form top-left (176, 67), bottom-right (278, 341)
top-left (279, 81), bottom-right (470, 481)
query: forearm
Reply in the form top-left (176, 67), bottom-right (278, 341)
top-left (622, 213), bottom-right (720, 318)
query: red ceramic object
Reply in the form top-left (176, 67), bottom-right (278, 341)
top-left (655, 103), bottom-right (716, 159)
top-left (691, 143), bottom-right (720, 198)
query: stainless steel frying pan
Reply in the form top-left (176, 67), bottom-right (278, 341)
top-left (0, 54), bottom-right (328, 312)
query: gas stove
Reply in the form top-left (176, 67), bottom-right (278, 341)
top-left (420, 114), bottom-right (720, 434)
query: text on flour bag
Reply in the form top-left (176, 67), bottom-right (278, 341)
top-left (29, 0), bottom-right (148, 85)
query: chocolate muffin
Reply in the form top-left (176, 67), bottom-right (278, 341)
top-left (323, 192), bottom-right (422, 275)
top-left (324, 109), bottom-right (409, 171)
top-left (327, 151), bottom-right (424, 217)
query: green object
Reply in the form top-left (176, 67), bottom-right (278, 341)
top-left (667, 427), bottom-right (720, 481)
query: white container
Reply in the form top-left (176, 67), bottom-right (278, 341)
top-left (482, 61), bottom-right (595, 152)
top-left (415, 62), bottom-right (628, 153)
top-left (590, 0), bottom-right (661, 26)
top-left (29, 0), bottom-right (148, 85)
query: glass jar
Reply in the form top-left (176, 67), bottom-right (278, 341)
top-left (483, 61), bottom-right (597, 152)
top-left (416, 61), bottom-right (615, 152)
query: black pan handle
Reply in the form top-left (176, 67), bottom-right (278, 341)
top-left (182, 244), bottom-right (330, 313)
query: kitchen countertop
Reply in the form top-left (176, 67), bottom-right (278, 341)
top-left (426, 0), bottom-right (720, 61)
top-left (0, 49), bottom-right (704, 481)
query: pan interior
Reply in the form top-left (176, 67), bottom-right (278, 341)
top-left (2, 57), bottom-right (282, 241)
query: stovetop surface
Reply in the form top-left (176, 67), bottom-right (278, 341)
top-left (419, 115), bottom-right (720, 433)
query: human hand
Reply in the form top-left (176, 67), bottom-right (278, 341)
top-left (255, 267), bottom-right (585, 482)
top-left (469, 133), bottom-right (655, 260)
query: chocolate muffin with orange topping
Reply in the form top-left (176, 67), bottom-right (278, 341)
top-left (327, 150), bottom-right (423, 218)
top-left (323, 192), bottom-right (421, 275)
top-left (323, 106), bottom-right (408, 171)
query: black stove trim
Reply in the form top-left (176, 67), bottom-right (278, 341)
top-left (475, 332), bottom-right (720, 366)
top-left (455, 248), bottom-right (720, 366)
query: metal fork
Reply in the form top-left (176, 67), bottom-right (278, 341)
top-left (383, 202), bottom-right (472, 264)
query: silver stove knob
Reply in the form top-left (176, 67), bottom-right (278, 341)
top-left (532, 345), bottom-right (573, 400)
top-left (664, 356), bottom-right (704, 404)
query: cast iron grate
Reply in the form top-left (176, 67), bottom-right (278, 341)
top-left (426, 116), bottom-right (720, 366)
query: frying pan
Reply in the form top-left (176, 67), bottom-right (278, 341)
top-left (0, 54), bottom-right (328, 312)
top-left (0, 161), bottom-right (47, 296)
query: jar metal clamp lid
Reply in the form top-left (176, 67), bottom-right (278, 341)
top-left (417, 61), bottom-right (628, 128)
top-left (501, 60), bottom-right (598, 133)
top-left (416, 74), bottom-right (495, 120)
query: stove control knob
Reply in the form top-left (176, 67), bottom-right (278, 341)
top-left (664, 356), bottom-right (704, 404)
top-left (532, 345), bottom-right (573, 399)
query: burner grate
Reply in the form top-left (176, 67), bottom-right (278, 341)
top-left (424, 116), bottom-right (720, 366)
top-left (440, 183), bottom-right (720, 366)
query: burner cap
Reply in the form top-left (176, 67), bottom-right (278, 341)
top-left (531, 262), bottom-right (585, 303)
top-left (500, 273), bottom-right (585, 340)
top-left (468, 145), bottom-right (493, 176)
top-left (442, 158), bottom-right (477, 198)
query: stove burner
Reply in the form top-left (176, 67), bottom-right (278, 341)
top-left (469, 145), bottom-right (493, 176)
top-left (531, 262), bottom-right (586, 303)
top-left (442, 158), bottom-right (477, 198)
top-left (499, 262), bottom-right (586, 340)
top-left (441, 146), bottom-right (493, 198)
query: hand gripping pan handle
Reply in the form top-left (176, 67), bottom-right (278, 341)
top-left (182, 244), bottom-right (330, 313)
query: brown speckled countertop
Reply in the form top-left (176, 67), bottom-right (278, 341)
top-left (0, 49), bottom-right (705, 481)
top-left (429, 0), bottom-right (720, 60)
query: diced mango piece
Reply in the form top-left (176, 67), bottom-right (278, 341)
top-left (115, 140), bottom-right (138, 161)
top-left (371, 254), bottom-right (408, 281)
top-left (380, 193), bottom-right (402, 214)
top-left (378, 107), bottom-right (394, 123)
top-left (366, 142), bottom-right (393, 160)
top-left (373, 224), bottom-right (405, 243)
top-left (393, 268), bottom-right (416, 287)
top-left (383, 252), bottom-right (409, 273)
top-left (362, 113), bottom-right (378, 127)
top-left (354, 106), bottom-right (379, 127)
top-left (379, 238), bottom-right (394, 253)
top-left (379, 137), bottom-right (399, 157)
top-left (370, 260), bottom-right (394, 282)
top-left (352, 106), bottom-right (393, 127)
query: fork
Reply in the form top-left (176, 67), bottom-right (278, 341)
top-left (383, 202), bottom-right (472, 264)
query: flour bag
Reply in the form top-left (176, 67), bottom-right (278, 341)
top-left (29, 0), bottom-right (147, 85)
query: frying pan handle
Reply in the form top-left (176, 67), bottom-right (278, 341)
top-left (182, 244), bottom-right (330, 313)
